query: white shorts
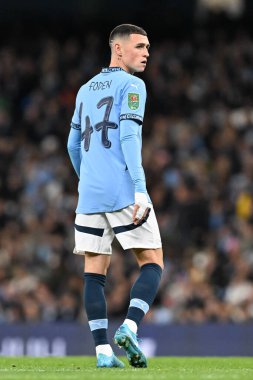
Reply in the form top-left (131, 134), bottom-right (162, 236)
top-left (74, 204), bottom-right (162, 255)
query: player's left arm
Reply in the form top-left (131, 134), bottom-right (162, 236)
top-left (67, 89), bottom-right (82, 178)
top-left (67, 124), bottom-right (81, 178)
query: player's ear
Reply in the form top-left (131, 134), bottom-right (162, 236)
top-left (115, 43), bottom-right (122, 58)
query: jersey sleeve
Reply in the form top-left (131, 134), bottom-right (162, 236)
top-left (71, 87), bottom-right (82, 129)
top-left (119, 78), bottom-right (148, 194)
top-left (67, 88), bottom-right (82, 178)
top-left (120, 78), bottom-right (146, 125)
top-left (120, 121), bottom-right (147, 194)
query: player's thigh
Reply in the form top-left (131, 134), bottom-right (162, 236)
top-left (105, 204), bottom-right (162, 252)
top-left (74, 213), bottom-right (114, 255)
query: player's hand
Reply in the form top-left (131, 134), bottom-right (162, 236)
top-left (133, 192), bottom-right (151, 225)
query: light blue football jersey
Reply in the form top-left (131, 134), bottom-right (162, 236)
top-left (68, 67), bottom-right (148, 213)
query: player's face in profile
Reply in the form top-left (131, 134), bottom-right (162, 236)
top-left (120, 34), bottom-right (150, 74)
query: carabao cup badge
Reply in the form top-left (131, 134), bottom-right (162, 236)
top-left (128, 93), bottom-right (139, 110)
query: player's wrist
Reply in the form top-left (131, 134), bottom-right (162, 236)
top-left (135, 192), bottom-right (149, 207)
top-left (134, 192), bottom-right (150, 222)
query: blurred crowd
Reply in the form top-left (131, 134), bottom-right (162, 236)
top-left (1, 26), bottom-right (253, 324)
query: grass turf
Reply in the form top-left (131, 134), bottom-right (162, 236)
top-left (0, 357), bottom-right (253, 380)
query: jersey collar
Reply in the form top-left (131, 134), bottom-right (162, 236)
top-left (101, 67), bottom-right (125, 73)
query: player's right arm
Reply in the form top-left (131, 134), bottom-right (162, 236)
top-left (67, 89), bottom-right (82, 178)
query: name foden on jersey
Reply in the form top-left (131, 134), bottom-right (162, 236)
top-left (89, 80), bottom-right (112, 91)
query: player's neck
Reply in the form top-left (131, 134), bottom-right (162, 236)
top-left (109, 59), bottom-right (132, 74)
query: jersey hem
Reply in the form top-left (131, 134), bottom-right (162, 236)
top-left (75, 200), bottom-right (153, 214)
top-left (75, 202), bottom-right (134, 214)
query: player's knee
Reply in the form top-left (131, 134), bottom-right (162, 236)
top-left (134, 248), bottom-right (164, 269)
top-left (150, 257), bottom-right (164, 270)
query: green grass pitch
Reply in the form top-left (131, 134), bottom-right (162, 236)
top-left (0, 357), bottom-right (253, 380)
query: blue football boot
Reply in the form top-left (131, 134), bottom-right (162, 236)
top-left (114, 324), bottom-right (147, 368)
top-left (96, 352), bottom-right (125, 368)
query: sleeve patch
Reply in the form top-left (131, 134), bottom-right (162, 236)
top-left (128, 93), bottom-right (140, 110)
